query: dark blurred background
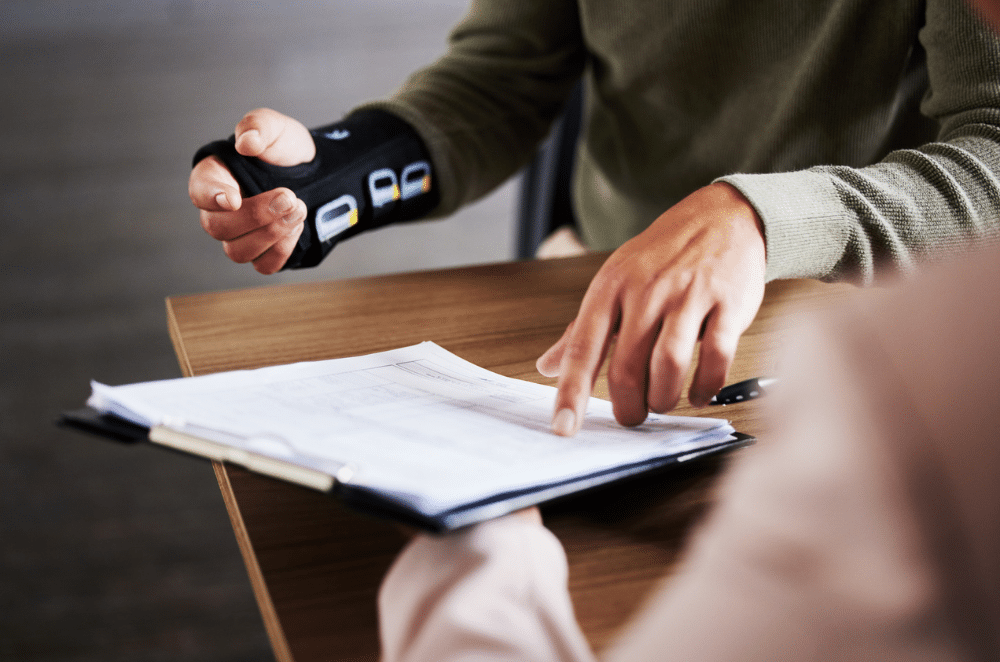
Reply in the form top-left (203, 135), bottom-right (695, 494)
top-left (1, 2), bottom-right (515, 660)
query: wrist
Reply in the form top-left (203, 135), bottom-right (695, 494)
top-left (710, 182), bottom-right (766, 252)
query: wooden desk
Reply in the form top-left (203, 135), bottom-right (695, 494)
top-left (165, 253), bottom-right (850, 662)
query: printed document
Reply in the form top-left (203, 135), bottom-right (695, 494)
top-left (89, 342), bottom-right (735, 517)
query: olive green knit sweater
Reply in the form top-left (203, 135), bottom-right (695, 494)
top-left (367, 0), bottom-right (1000, 283)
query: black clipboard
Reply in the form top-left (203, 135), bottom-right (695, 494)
top-left (59, 407), bottom-right (753, 532)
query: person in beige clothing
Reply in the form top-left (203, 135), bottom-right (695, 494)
top-left (377, 240), bottom-right (1000, 662)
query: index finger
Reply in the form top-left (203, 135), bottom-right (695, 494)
top-left (188, 155), bottom-right (242, 212)
top-left (551, 283), bottom-right (619, 436)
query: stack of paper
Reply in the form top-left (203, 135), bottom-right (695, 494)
top-left (84, 342), bottom-right (744, 530)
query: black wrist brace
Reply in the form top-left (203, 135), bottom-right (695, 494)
top-left (192, 109), bottom-right (439, 269)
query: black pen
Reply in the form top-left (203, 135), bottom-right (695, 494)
top-left (709, 377), bottom-right (779, 405)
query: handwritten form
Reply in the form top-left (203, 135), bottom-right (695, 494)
top-left (89, 342), bottom-right (734, 517)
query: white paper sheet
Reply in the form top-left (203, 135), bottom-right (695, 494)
top-left (89, 342), bottom-right (734, 516)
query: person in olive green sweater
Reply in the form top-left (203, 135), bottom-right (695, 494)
top-left (189, 0), bottom-right (1000, 435)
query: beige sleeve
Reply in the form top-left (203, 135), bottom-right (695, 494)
top-left (604, 313), bottom-right (963, 662)
top-left (378, 514), bottom-right (596, 662)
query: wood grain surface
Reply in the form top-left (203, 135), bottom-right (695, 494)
top-left (166, 253), bottom-right (853, 661)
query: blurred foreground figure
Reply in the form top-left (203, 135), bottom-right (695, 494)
top-left (376, 243), bottom-right (1000, 661)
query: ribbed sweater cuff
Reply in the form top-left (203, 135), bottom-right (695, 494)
top-left (717, 170), bottom-right (849, 282)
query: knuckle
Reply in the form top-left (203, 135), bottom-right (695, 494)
top-left (201, 216), bottom-right (220, 238)
top-left (198, 211), bottom-right (213, 235)
top-left (258, 221), bottom-right (287, 243)
top-left (650, 269), bottom-right (694, 303)
top-left (647, 375), bottom-right (682, 414)
top-left (271, 240), bottom-right (292, 261)
top-left (260, 239), bottom-right (296, 275)
top-left (254, 257), bottom-right (280, 275)
top-left (562, 337), bottom-right (593, 364)
top-left (705, 343), bottom-right (735, 368)
top-left (652, 348), bottom-right (685, 378)
top-left (701, 330), bottom-right (738, 365)
top-left (648, 383), bottom-right (681, 413)
top-left (201, 214), bottom-right (232, 240)
top-left (596, 261), bottom-right (633, 293)
top-left (294, 199), bottom-right (309, 222)
top-left (607, 361), bottom-right (645, 394)
top-left (222, 240), bottom-right (252, 264)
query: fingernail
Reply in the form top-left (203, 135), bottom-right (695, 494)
top-left (552, 408), bottom-right (577, 436)
top-left (269, 193), bottom-right (293, 214)
top-left (215, 192), bottom-right (230, 209)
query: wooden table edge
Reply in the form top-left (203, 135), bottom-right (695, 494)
top-left (165, 296), bottom-right (295, 662)
top-left (165, 297), bottom-right (195, 379)
top-left (213, 462), bottom-right (295, 662)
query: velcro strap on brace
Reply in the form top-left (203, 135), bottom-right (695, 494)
top-left (192, 109), bottom-right (438, 269)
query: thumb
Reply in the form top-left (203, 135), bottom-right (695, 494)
top-left (234, 108), bottom-right (316, 167)
top-left (537, 320), bottom-right (575, 378)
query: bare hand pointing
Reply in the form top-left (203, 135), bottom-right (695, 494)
top-left (537, 183), bottom-right (766, 436)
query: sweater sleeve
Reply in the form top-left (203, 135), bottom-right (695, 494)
top-left (356, 0), bottom-right (587, 218)
top-left (720, 0), bottom-right (1000, 284)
